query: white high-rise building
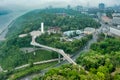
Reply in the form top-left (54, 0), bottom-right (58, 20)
top-left (41, 22), bottom-right (44, 33)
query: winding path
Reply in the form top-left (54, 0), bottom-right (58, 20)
top-left (31, 36), bottom-right (77, 65)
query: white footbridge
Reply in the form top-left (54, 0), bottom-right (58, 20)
top-left (30, 35), bottom-right (77, 65)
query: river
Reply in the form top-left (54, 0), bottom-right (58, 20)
top-left (0, 10), bottom-right (30, 41)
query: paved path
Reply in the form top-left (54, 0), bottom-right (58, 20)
top-left (15, 58), bottom-right (63, 70)
top-left (31, 36), bottom-right (77, 65)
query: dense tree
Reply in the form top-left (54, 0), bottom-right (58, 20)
top-left (42, 38), bottom-right (120, 80)
top-left (6, 8), bottom-right (100, 38)
top-left (90, 38), bottom-right (120, 54)
top-left (0, 8), bottom-right (101, 79)
top-left (36, 34), bottom-right (92, 54)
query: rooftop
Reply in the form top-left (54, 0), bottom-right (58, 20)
top-left (112, 17), bottom-right (120, 25)
top-left (84, 27), bottom-right (95, 31)
top-left (110, 27), bottom-right (120, 36)
top-left (101, 16), bottom-right (111, 22)
top-left (48, 27), bottom-right (61, 30)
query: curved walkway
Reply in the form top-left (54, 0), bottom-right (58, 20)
top-left (31, 35), bottom-right (77, 65)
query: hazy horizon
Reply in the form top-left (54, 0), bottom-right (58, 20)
top-left (0, 0), bottom-right (120, 9)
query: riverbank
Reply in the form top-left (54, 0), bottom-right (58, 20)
top-left (0, 10), bottom-right (30, 41)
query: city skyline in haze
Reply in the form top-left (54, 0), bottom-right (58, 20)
top-left (0, 0), bottom-right (120, 9)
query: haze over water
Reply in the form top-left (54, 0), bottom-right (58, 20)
top-left (0, 10), bottom-right (29, 40)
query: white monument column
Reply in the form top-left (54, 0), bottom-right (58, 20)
top-left (41, 22), bottom-right (44, 33)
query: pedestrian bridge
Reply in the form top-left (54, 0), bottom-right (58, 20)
top-left (31, 36), bottom-right (77, 65)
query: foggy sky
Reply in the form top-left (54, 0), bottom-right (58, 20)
top-left (0, 0), bottom-right (120, 9)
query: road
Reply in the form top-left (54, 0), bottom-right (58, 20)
top-left (54, 30), bottom-right (99, 67)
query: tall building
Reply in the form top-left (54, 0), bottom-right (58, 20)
top-left (67, 5), bottom-right (71, 9)
top-left (76, 5), bottom-right (83, 12)
top-left (99, 3), bottom-right (105, 10)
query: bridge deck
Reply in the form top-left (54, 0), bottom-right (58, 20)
top-left (31, 36), bottom-right (77, 65)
